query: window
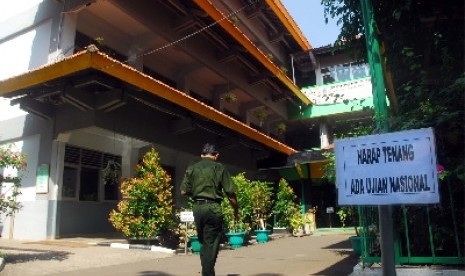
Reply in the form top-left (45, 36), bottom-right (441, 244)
top-left (352, 63), bottom-right (369, 79)
top-left (62, 166), bottom-right (78, 198)
top-left (62, 145), bottom-right (121, 201)
top-left (320, 62), bottom-right (370, 84)
top-left (79, 167), bottom-right (99, 201)
top-left (336, 64), bottom-right (351, 82)
top-left (321, 67), bottom-right (336, 84)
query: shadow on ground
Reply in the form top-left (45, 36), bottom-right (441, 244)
top-left (313, 253), bottom-right (359, 276)
top-left (321, 239), bottom-right (352, 250)
top-left (0, 246), bottom-right (71, 264)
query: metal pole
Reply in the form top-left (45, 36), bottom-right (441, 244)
top-left (185, 222), bottom-right (188, 255)
top-left (359, 0), bottom-right (396, 275)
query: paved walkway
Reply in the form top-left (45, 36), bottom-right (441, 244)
top-left (0, 230), bottom-right (359, 276)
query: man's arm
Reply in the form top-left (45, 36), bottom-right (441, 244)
top-left (180, 168), bottom-right (192, 197)
top-left (227, 194), bottom-right (240, 221)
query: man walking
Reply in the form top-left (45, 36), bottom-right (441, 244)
top-left (180, 143), bottom-right (239, 276)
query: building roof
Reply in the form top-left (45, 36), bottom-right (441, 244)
top-left (192, 0), bottom-right (311, 106)
top-left (0, 48), bottom-right (297, 156)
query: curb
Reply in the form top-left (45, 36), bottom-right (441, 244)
top-left (108, 243), bottom-right (175, 254)
top-left (0, 257), bottom-right (5, 272)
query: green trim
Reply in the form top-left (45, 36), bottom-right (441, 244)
top-left (363, 256), bottom-right (465, 265)
top-left (288, 97), bottom-right (375, 120)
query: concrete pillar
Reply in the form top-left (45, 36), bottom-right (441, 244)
top-left (121, 138), bottom-right (139, 178)
top-left (319, 121), bottom-right (330, 149)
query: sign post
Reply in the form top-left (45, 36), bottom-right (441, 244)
top-left (359, 0), bottom-right (396, 273)
top-left (180, 211), bottom-right (194, 255)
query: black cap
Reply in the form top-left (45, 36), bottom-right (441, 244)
top-left (201, 143), bottom-right (218, 155)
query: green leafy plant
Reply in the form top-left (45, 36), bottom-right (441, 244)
top-left (221, 173), bottom-right (252, 233)
top-left (336, 206), bottom-right (352, 228)
top-left (222, 173), bottom-right (273, 233)
top-left (276, 122), bottom-right (287, 134)
top-left (230, 15), bottom-right (240, 26)
top-left (253, 108), bottom-right (268, 123)
top-left (272, 178), bottom-right (300, 228)
top-left (102, 160), bottom-right (121, 185)
top-left (108, 147), bottom-right (174, 239)
top-left (279, 66), bottom-right (289, 74)
top-left (0, 144), bottom-right (27, 216)
top-left (221, 92), bottom-right (238, 103)
top-left (289, 210), bottom-right (305, 234)
top-left (250, 179), bottom-right (274, 230)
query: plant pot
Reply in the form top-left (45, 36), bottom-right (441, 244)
top-left (226, 231), bottom-right (246, 249)
top-left (304, 224), bottom-right (312, 235)
top-left (254, 229), bottom-right (271, 243)
top-left (292, 227), bottom-right (304, 237)
top-left (189, 236), bottom-right (202, 255)
top-left (349, 236), bottom-right (362, 256)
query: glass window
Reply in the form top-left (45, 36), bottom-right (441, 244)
top-left (104, 183), bottom-right (119, 201)
top-left (336, 64), bottom-right (351, 82)
top-left (352, 63), bottom-right (368, 79)
top-left (63, 145), bottom-right (121, 201)
top-left (79, 167), bottom-right (99, 201)
top-left (63, 166), bottom-right (78, 198)
top-left (321, 67), bottom-right (336, 84)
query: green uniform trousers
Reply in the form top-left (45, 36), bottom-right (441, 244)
top-left (193, 202), bottom-right (224, 276)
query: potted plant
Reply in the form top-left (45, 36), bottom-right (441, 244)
top-left (224, 221), bottom-right (248, 249)
top-left (303, 210), bottom-right (315, 235)
top-left (253, 108), bottom-right (268, 126)
top-left (272, 178), bottom-right (300, 233)
top-left (101, 159), bottom-right (121, 186)
top-left (276, 122), bottom-right (287, 135)
top-left (221, 91), bottom-right (238, 103)
top-left (289, 210), bottom-right (305, 237)
top-left (221, 173), bottom-right (254, 248)
top-left (249, 179), bottom-right (274, 243)
top-left (108, 147), bottom-right (175, 245)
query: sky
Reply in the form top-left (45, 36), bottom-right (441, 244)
top-left (281, 1), bottom-right (340, 48)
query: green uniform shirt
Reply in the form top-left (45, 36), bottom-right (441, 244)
top-left (181, 157), bottom-right (235, 201)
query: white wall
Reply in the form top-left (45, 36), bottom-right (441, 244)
top-left (0, 0), bottom-right (54, 121)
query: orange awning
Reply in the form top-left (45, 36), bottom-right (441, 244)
top-left (0, 49), bottom-right (297, 156)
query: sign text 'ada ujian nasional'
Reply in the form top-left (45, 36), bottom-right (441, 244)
top-left (335, 128), bottom-right (439, 205)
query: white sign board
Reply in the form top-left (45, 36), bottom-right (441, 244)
top-left (180, 211), bottom-right (194, 222)
top-left (335, 128), bottom-right (439, 205)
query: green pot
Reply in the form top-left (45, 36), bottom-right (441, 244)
top-left (254, 229), bottom-right (271, 243)
top-left (189, 236), bottom-right (202, 254)
top-left (349, 236), bottom-right (362, 256)
top-left (226, 231), bottom-right (246, 249)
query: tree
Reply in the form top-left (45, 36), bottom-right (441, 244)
top-left (109, 147), bottom-right (174, 240)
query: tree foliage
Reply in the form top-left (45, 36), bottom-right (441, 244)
top-left (109, 147), bottom-right (174, 239)
top-left (272, 178), bottom-right (300, 228)
top-left (0, 144), bottom-right (27, 216)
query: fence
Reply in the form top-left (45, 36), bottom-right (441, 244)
top-left (358, 180), bottom-right (464, 266)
